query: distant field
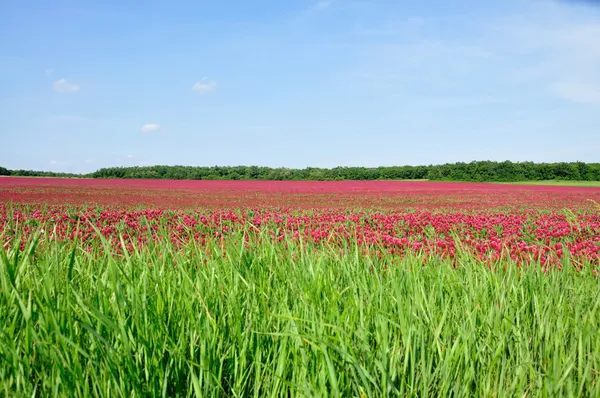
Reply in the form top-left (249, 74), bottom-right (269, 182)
top-left (2, 177), bottom-right (600, 210)
top-left (499, 180), bottom-right (600, 187)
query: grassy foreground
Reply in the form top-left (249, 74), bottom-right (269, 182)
top-left (1, 232), bottom-right (600, 397)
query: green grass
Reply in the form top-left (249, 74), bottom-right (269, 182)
top-left (1, 229), bottom-right (600, 397)
top-left (499, 180), bottom-right (600, 187)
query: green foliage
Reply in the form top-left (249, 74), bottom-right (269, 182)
top-left (87, 161), bottom-right (600, 182)
top-left (3, 161), bottom-right (600, 181)
top-left (1, 226), bottom-right (600, 396)
top-left (3, 168), bottom-right (78, 178)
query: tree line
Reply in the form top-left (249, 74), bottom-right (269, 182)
top-left (3, 161), bottom-right (599, 182)
top-left (0, 167), bottom-right (78, 178)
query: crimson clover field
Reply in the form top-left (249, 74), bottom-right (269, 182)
top-left (2, 177), bottom-right (600, 396)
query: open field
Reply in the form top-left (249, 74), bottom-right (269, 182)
top-left (2, 178), bottom-right (600, 396)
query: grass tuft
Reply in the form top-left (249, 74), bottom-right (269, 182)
top-left (1, 221), bottom-right (600, 396)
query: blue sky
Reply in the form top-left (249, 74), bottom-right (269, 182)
top-left (1, 0), bottom-right (599, 173)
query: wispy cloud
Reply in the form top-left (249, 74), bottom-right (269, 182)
top-left (123, 155), bottom-right (151, 167)
top-left (45, 68), bottom-right (55, 76)
top-left (53, 78), bottom-right (80, 93)
top-left (347, 1), bottom-right (600, 108)
top-left (417, 95), bottom-right (509, 107)
top-left (552, 81), bottom-right (600, 105)
top-left (49, 160), bottom-right (69, 167)
top-left (496, 13), bottom-right (600, 104)
top-left (141, 123), bottom-right (161, 133)
top-left (192, 78), bottom-right (217, 93)
top-left (557, 0), bottom-right (600, 7)
top-left (313, 1), bottom-right (333, 10)
top-left (52, 114), bottom-right (88, 123)
top-left (355, 17), bottom-right (425, 37)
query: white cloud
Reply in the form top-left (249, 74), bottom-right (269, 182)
top-left (53, 78), bottom-right (80, 93)
top-left (126, 154), bottom-right (136, 159)
top-left (192, 78), bottom-right (217, 93)
top-left (140, 123), bottom-right (161, 133)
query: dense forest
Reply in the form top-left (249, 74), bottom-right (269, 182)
top-left (2, 161), bottom-right (600, 182)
